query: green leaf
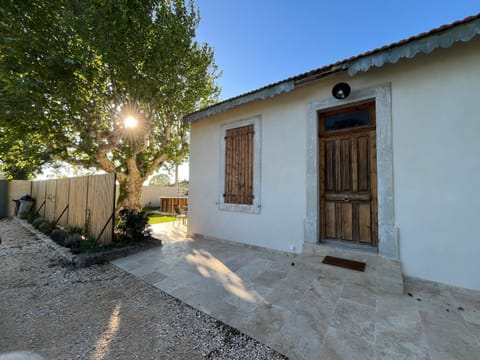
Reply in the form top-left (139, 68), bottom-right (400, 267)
top-left (1, 0), bottom-right (220, 207)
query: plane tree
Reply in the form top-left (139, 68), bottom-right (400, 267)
top-left (0, 0), bottom-right (219, 209)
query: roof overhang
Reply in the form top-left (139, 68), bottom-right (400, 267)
top-left (185, 81), bottom-right (295, 123)
top-left (347, 18), bottom-right (480, 75)
top-left (185, 14), bottom-right (480, 123)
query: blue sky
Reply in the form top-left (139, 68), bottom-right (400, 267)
top-left (195, 1), bottom-right (480, 100)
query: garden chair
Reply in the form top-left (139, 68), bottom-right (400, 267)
top-left (173, 204), bottom-right (187, 226)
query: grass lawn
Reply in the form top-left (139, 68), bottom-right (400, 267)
top-left (78, 237), bottom-right (129, 253)
top-left (148, 214), bottom-right (175, 225)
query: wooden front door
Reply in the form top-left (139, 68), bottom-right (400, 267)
top-left (318, 101), bottom-right (378, 246)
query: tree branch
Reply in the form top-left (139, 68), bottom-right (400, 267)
top-left (50, 155), bottom-right (89, 169)
top-left (147, 152), bottom-right (169, 176)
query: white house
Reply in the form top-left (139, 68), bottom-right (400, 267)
top-left (185, 14), bottom-right (480, 291)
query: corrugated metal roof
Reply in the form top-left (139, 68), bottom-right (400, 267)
top-left (185, 13), bottom-right (480, 123)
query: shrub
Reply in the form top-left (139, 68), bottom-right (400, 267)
top-left (32, 217), bottom-right (45, 229)
top-left (65, 225), bottom-right (83, 236)
top-left (50, 229), bottom-right (67, 246)
top-left (116, 208), bottom-right (151, 242)
top-left (38, 220), bottom-right (55, 235)
top-left (26, 211), bottom-right (40, 224)
top-left (65, 233), bottom-right (82, 254)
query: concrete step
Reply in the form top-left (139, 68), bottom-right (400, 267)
top-left (302, 242), bottom-right (404, 295)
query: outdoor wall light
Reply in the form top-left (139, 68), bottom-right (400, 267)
top-left (332, 82), bottom-right (351, 99)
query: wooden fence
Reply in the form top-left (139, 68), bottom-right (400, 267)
top-left (160, 197), bottom-right (188, 214)
top-left (6, 180), bottom-right (31, 217)
top-left (115, 185), bottom-right (188, 208)
top-left (30, 173), bottom-right (116, 245)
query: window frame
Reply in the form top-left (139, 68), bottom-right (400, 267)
top-left (318, 101), bottom-right (376, 136)
top-left (218, 116), bottom-right (261, 214)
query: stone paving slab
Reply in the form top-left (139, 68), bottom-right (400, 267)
top-left (112, 223), bottom-right (480, 360)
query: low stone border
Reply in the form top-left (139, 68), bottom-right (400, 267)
top-left (71, 237), bottom-right (162, 267)
top-left (13, 217), bottom-right (162, 267)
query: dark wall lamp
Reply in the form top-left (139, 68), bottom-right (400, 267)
top-left (332, 82), bottom-right (351, 100)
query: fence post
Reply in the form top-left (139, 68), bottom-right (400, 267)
top-left (112, 173), bottom-right (117, 242)
top-left (0, 180), bottom-right (8, 219)
top-left (95, 213), bottom-right (114, 245)
top-left (52, 204), bottom-right (69, 228)
top-left (33, 200), bottom-right (46, 218)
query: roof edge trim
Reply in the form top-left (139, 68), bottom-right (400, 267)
top-left (185, 15), bottom-right (480, 123)
top-left (348, 19), bottom-right (480, 75)
top-left (185, 81), bottom-right (294, 123)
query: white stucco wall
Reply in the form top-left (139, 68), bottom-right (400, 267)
top-left (189, 93), bottom-right (309, 253)
top-left (189, 38), bottom-right (480, 290)
top-left (388, 40), bottom-right (480, 290)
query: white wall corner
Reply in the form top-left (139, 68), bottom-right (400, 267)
top-left (304, 103), bottom-right (319, 245)
top-left (378, 226), bottom-right (399, 258)
top-left (303, 217), bottom-right (317, 245)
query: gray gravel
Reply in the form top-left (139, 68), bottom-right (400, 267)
top-left (0, 219), bottom-right (287, 360)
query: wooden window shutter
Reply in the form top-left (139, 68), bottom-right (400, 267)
top-left (224, 124), bottom-right (254, 205)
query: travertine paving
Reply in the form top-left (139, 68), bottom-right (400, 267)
top-left (1, 218), bottom-right (286, 360)
top-left (113, 223), bottom-right (480, 359)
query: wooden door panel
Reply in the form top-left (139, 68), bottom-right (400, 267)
top-left (340, 139), bottom-right (352, 191)
top-left (325, 141), bottom-right (336, 192)
top-left (326, 193), bottom-right (370, 201)
top-left (340, 203), bottom-right (353, 241)
top-left (358, 203), bottom-right (372, 243)
top-left (357, 135), bottom-right (370, 192)
top-left (325, 201), bottom-right (336, 238)
top-left (319, 101), bottom-right (377, 246)
top-left (369, 131), bottom-right (378, 246)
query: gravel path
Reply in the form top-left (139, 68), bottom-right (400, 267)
top-left (0, 219), bottom-right (286, 360)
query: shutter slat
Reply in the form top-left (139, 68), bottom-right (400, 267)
top-left (224, 125), bottom-right (254, 205)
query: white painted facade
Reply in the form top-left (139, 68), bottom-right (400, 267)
top-left (189, 38), bottom-right (480, 290)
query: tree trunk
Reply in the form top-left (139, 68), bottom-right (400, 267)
top-left (175, 163), bottom-right (179, 194)
top-left (117, 175), bottom-right (143, 211)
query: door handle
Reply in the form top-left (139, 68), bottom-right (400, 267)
top-left (343, 196), bottom-right (349, 202)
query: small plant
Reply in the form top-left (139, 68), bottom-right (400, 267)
top-left (65, 233), bottom-right (82, 254)
top-left (38, 220), bottom-right (55, 235)
top-left (142, 203), bottom-right (157, 212)
top-left (50, 228), bottom-right (67, 246)
top-left (116, 208), bottom-right (151, 242)
top-left (65, 225), bottom-right (83, 236)
top-left (77, 236), bottom-right (101, 253)
top-left (26, 211), bottom-right (40, 224)
top-left (84, 209), bottom-right (91, 239)
top-left (32, 217), bottom-right (45, 229)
